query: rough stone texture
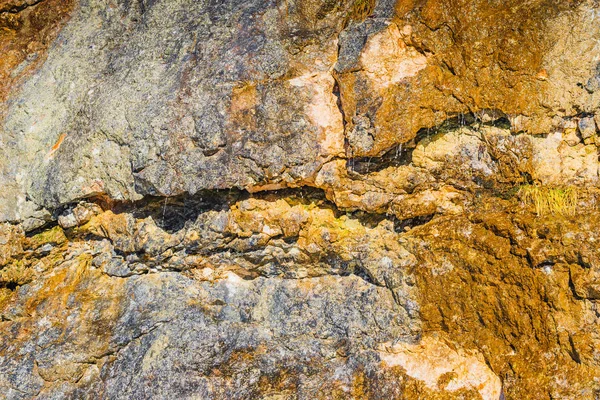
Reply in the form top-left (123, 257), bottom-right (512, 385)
top-left (4, 193), bottom-right (600, 398)
top-left (2, 0), bottom-right (600, 220)
top-left (336, 0), bottom-right (600, 157)
top-left (0, 0), bottom-right (355, 221)
top-left (0, 197), bottom-right (421, 399)
top-left (0, 0), bottom-right (75, 104)
top-left (3, 0), bottom-right (600, 399)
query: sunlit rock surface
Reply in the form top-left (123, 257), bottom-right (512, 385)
top-left (3, 0), bottom-right (600, 398)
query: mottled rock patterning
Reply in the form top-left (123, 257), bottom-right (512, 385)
top-left (3, 0), bottom-right (600, 399)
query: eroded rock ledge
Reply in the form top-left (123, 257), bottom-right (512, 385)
top-left (4, 113), bottom-right (600, 399)
top-left (3, 184), bottom-right (600, 398)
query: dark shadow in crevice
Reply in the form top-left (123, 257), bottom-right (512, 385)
top-left (41, 181), bottom-right (438, 242)
top-left (116, 190), bottom-right (244, 232)
top-left (85, 187), bottom-right (332, 234)
top-left (25, 220), bottom-right (59, 238)
top-left (346, 142), bottom-right (414, 174)
top-left (346, 111), bottom-right (513, 175)
top-left (0, 281), bottom-right (19, 291)
top-left (394, 214), bottom-right (435, 233)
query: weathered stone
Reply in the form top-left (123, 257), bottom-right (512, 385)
top-left (0, 201), bottom-right (425, 398)
top-left (3, 0), bottom-right (600, 398)
top-left (57, 212), bottom-right (77, 229)
top-left (579, 116), bottom-right (597, 141)
top-left (379, 335), bottom-right (502, 399)
top-left (0, 0), bottom-right (360, 220)
top-left (3, 196), bottom-right (600, 397)
top-left (0, 223), bottom-right (23, 267)
top-left (335, 0), bottom-right (600, 157)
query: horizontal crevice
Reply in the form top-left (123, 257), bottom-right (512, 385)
top-left (394, 214), bottom-right (435, 233)
top-left (24, 220), bottom-right (59, 238)
top-left (0, 0), bottom-right (45, 14)
top-left (62, 185), bottom-right (416, 236)
top-left (346, 112), bottom-right (514, 175)
top-left (347, 142), bottom-right (413, 174)
top-left (0, 281), bottom-right (19, 291)
top-left (61, 187), bottom-right (333, 234)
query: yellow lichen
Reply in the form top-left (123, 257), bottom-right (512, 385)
top-left (28, 225), bottom-right (67, 249)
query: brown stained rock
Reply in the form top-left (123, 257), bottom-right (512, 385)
top-left (82, 211), bottom-right (137, 253)
top-left (0, 0), bottom-right (76, 106)
top-left (0, 238), bottom-right (416, 398)
top-left (2, 193), bottom-right (600, 397)
top-left (0, 253), bottom-right (126, 388)
top-left (314, 158), bottom-right (467, 221)
top-left (342, 364), bottom-right (491, 399)
top-left (312, 121), bottom-right (600, 221)
top-left (26, 224), bottom-right (66, 248)
top-left (0, 224), bottom-right (68, 303)
top-left (336, 0), bottom-right (596, 157)
top-left (0, 0), bottom-right (76, 222)
top-left (3, 0), bottom-right (600, 398)
top-left (0, 0), bottom-right (599, 221)
top-left (0, 222), bottom-right (23, 266)
top-left (407, 210), bottom-right (600, 399)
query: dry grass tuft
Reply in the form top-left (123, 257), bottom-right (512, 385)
top-left (347, 0), bottom-right (375, 22)
top-left (519, 185), bottom-right (578, 217)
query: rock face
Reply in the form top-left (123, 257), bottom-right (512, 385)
top-left (3, 0), bottom-right (600, 399)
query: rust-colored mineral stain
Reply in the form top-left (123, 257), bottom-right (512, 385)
top-left (536, 69), bottom-right (549, 81)
top-left (338, 0), bottom-right (587, 157)
top-left (0, 0), bottom-right (77, 106)
top-left (46, 132), bottom-right (66, 159)
top-left (409, 201), bottom-right (600, 399)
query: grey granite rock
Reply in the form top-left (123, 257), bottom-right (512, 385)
top-left (1, 256), bottom-right (417, 399)
top-left (0, 0), bottom-right (355, 221)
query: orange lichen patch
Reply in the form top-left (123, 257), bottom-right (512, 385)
top-left (0, 225), bottom-right (67, 293)
top-left (0, 225), bottom-right (72, 313)
top-left (21, 254), bottom-right (90, 313)
top-left (338, 0), bottom-right (587, 157)
top-left (0, 287), bottom-right (13, 309)
top-left (536, 69), bottom-right (549, 81)
top-left (4, 253), bottom-right (126, 382)
top-left (81, 210), bottom-right (135, 247)
top-left (0, 0), bottom-right (77, 109)
top-left (349, 365), bottom-right (482, 399)
top-left (408, 206), bottom-right (600, 398)
top-left (0, 256), bottom-right (36, 283)
top-left (0, 222), bottom-right (24, 266)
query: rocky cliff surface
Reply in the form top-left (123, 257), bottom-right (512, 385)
top-left (2, 0), bottom-right (600, 398)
